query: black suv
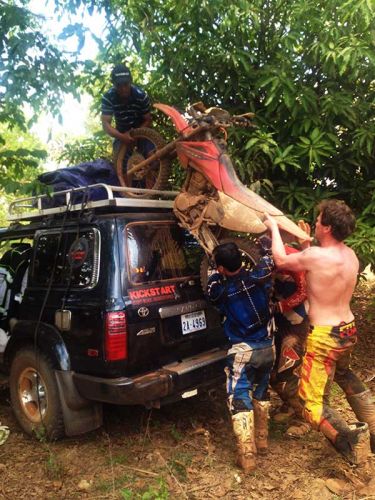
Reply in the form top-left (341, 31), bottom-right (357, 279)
top-left (0, 186), bottom-right (227, 439)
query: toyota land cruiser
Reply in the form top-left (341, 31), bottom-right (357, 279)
top-left (0, 185), bottom-right (227, 439)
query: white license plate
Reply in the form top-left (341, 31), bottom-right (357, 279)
top-left (181, 310), bottom-right (206, 334)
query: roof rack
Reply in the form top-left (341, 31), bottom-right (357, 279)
top-left (8, 184), bottom-right (179, 222)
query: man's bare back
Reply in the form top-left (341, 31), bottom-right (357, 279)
top-left (264, 201), bottom-right (375, 463)
top-left (302, 244), bottom-right (359, 325)
top-left (264, 209), bottom-right (359, 326)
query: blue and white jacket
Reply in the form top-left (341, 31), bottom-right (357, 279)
top-left (207, 254), bottom-right (275, 347)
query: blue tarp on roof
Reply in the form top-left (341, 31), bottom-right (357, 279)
top-left (38, 159), bottom-right (121, 206)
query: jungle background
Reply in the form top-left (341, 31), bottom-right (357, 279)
top-left (0, 1), bottom-right (375, 498)
top-left (1, 0), bottom-right (375, 268)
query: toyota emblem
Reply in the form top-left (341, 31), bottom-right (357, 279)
top-left (138, 307), bottom-right (149, 318)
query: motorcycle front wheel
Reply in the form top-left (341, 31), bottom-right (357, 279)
top-left (116, 127), bottom-right (172, 198)
top-left (200, 237), bottom-right (261, 292)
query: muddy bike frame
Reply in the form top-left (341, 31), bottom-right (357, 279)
top-left (126, 103), bottom-right (309, 254)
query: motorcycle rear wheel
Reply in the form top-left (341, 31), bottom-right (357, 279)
top-left (200, 237), bottom-right (261, 292)
top-left (116, 127), bottom-right (172, 198)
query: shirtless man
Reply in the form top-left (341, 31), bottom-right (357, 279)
top-left (265, 200), bottom-right (375, 464)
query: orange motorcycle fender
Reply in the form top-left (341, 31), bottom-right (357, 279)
top-left (153, 103), bottom-right (194, 135)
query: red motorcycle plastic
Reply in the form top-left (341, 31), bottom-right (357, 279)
top-left (116, 103), bottom-right (309, 272)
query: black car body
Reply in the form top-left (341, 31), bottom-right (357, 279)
top-left (0, 186), bottom-right (227, 439)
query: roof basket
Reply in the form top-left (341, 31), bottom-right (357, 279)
top-left (8, 184), bottom-right (178, 222)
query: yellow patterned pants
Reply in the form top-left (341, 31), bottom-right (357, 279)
top-left (298, 321), bottom-right (367, 443)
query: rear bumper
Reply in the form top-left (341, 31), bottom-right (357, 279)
top-left (73, 348), bottom-right (227, 406)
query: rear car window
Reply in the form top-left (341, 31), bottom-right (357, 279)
top-left (125, 222), bottom-right (203, 285)
top-left (31, 229), bottom-right (100, 288)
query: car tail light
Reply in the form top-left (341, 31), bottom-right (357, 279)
top-left (105, 311), bottom-right (127, 361)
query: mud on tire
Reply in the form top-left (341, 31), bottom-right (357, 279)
top-left (200, 237), bottom-right (262, 292)
top-left (116, 127), bottom-right (172, 198)
top-left (9, 348), bottom-right (65, 440)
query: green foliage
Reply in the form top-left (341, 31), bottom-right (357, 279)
top-left (81, 0), bottom-right (375, 268)
top-left (346, 217), bottom-right (375, 270)
top-left (96, 473), bottom-right (132, 493)
top-left (168, 451), bottom-right (193, 482)
top-left (0, 147), bottom-right (45, 190)
top-left (45, 451), bottom-right (66, 480)
top-left (0, 1), bottom-right (78, 132)
top-left (0, 0), bottom-right (79, 194)
top-left (57, 131), bottom-right (112, 165)
top-left (1, 0), bottom-right (375, 269)
top-left (121, 478), bottom-right (169, 500)
top-left (0, 195), bottom-right (10, 228)
top-left (169, 424), bottom-right (183, 443)
top-left (0, 125), bottom-right (46, 199)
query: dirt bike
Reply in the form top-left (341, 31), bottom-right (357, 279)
top-left (116, 103), bottom-right (309, 287)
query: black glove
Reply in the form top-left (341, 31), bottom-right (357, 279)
top-left (258, 235), bottom-right (272, 255)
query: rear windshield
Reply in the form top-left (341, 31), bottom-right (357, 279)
top-left (125, 222), bottom-right (203, 285)
top-left (32, 229), bottom-right (99, 289)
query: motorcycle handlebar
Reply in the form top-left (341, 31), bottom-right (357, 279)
top-left (189, 116), bottom-right (255, 130)
top-left (187, 104), bottom-right (254, 127)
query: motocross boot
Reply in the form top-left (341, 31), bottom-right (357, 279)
top-left (347, 390), bottom-right (375, 453)
top-left (333, 422), bottom-right (371, 465)
top-left (272, 403), bottom-right (295, 423)
top-left (253, 400), bottom-right (270, 455)
top-left (232, 411), bottom-right (257, 472)
top-left (286, 418), bottom-right (311, 438)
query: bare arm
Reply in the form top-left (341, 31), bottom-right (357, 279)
top-left (101, 115), bottom-right (135, 145)
top-left (298, 220), bottom-right (311, 250)
top-left (264, 214), bottom-right (315, 272)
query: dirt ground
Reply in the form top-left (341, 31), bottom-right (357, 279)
top-left (0, 281), bottom-right (374, 500)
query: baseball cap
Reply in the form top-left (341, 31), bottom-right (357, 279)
top-left (111, 64), bottom-right (132, 85)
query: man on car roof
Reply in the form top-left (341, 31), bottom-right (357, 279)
top-left (101, 63), bottom-right (152, 160)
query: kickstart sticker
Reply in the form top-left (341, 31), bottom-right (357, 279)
top-left (128, 285), bottom-right (176, 305)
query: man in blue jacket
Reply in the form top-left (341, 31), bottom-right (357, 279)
top-left (207, 241), bottom-right (275, 472)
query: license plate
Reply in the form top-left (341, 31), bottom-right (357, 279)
top-left (181, 310), bottom-right (206, 334)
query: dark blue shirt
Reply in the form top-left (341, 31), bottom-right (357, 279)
top-left (101, 85), bottom-right (151, 132)
top-left (207, 254), bottom-right (274, 345)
